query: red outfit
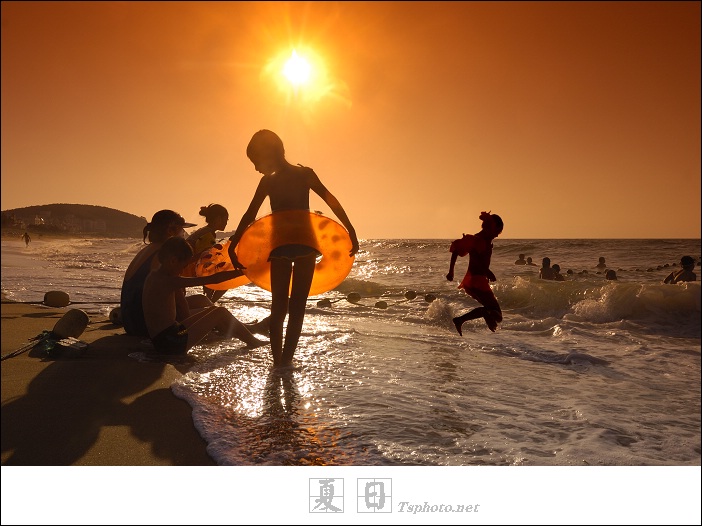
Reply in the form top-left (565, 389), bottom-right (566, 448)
top-left (449, 234), bottom-right (500, 311)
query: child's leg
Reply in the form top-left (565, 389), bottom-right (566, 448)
top-left (183, 306), bottom-right (264, 349)
top-left (453, 307), bottom-right (488, 336)
top-left (454, 288), bottom-right (502, 334)
top-left (270, 258), bottom-right (293, 365)
top-left (281, 254), bottom-right (316, 365)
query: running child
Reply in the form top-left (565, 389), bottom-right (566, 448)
top-left (446, 211), bottom-right (504, 334)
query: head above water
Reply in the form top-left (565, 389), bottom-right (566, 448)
top-left (680, 255), bottom-right (695, 269)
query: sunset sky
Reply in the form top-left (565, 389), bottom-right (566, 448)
top-left (2, 1), bottom-right (700, 239)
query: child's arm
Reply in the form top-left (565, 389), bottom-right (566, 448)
top-left (169, 269), bottom-right (244, 289)
top-left (175, 287), bottom-right (190, 321)
top-left (309, 170), bottom-right (359, 256)
top-left (446, 251), bottom-right (459, 281)
top-left (228, 179), bottom-right (269, 268)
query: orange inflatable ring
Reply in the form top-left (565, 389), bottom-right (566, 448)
top-left (237, 210), bottom-right (355, 296)
top-left (194, 241), bottom-right (251, 291)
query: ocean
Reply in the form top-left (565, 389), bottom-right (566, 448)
top-left (1, 236), bottom-right (700, 468)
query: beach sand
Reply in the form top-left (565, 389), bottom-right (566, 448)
top-left (1, 295), bottom-right (215, 466)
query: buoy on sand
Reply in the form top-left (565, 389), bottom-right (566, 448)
top-left (51, 309), bottom-right (90, 339)
top-left (109, 307), bottom-right (122, 326)
top-left (44, 290), bottom-right (70, 308)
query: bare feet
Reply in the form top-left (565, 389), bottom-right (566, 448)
top-left (485, 316), bottom-right (498, 332)
top-left (452, 317), bottom-right (463, 336)
top-left (246, 316), bottom-right (271, 336)
top-left (245, 338), bottom-right (267, 350)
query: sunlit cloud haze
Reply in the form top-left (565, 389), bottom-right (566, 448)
top-left (2, 1), bottom-right (700, 238)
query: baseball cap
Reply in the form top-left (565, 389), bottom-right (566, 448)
top-left (150, 209), bottom-right (196, 228)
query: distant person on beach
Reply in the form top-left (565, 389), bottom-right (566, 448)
top-left (21, 232), bottom-right (31, 247)
top-left (446, 211), bottom-right (504, 334)
top-left (526, 257), bottom-right (536, 266)
top-left (143, 237), bottom-right (266, 354)
top-left (515, 254), bottom-right (527, 265)
top-left (595, 257), bottom-right (607, 270)
top-left (552, 263), bottom-right (566, 280)
top-left (227, 129), bottom-right (359, 367)
top-left (539, 257), bottom-right (555, 280)
top-left (663, 256), bottom-right (697, 284)
top-left (120, 210), bottom-right (211, 337)
top-left (186, 203), bottom-right (230, 302)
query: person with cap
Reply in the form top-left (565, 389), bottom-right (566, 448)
top-left (663, 256), bottom-right (697, 284)
top-left (120, 209), bottom-right (205, 337)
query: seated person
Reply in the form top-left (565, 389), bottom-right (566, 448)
top-left (143, 237), bottom-right (267, 354)
top-left (120, 210), bottom-right (210, 337)
top-left (515, 254), bottom-right (527, 265)
top-left (663, 256), bottom-right (697, 284)
top-left (539, 257), bottom-right (555, 280)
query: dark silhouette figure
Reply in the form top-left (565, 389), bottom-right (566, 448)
top-left (446, 211), bottom-right (504, 334)
top-left (539, 257), bottom-right (555, 280)
top-left (227, 130), bottom-right (359, 367)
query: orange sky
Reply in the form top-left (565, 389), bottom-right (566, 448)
top-left (2, 1), bottom-right (700, 238)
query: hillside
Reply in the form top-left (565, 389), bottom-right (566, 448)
top-left (1, 204), bottom-right (147, 238)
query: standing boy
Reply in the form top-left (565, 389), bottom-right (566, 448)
top-left (446, 211), bottom-right (504, 335)
top-left (143, 236), bottom-right (266, 354)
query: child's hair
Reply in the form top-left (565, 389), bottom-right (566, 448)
top-left (247, 129), bottom-right (285, 161)
top-left (491, 214), bottom-right (504, 234)
top-left (199, 204), bottom-right (228, 224)
top-left (158, 236), bottom-right (194, 264)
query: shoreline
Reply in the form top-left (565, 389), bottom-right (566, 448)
top-left (1, 293), bottom-right (215, 465)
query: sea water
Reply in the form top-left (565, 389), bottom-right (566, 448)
top-left (1, 237), bottom-right (700, 466)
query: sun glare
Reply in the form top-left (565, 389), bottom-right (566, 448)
top-left (262, 45), bottom-right (350, 110)
top-left (283, 50), bottom-right (311, 86)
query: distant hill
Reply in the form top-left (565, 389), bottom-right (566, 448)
top-left (1, 204), bottom-right (146, 238)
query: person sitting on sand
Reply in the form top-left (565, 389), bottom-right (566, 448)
top-left (120, 210), bottom-right (211, 337)
top-left (185, 203), bottom-right (230, 302)
top-left (539, 257), bottom-right (555, 280)
top-left (143, 236), bottom-right (266, 354)
top-left (595, 256), bottom-right (607, 270)
top-left (446, 211), bottom-right (504, 334)
top-left (515, 254), bottom-right (527, 265)
top-left (663, 256), bottom-right (697, 284)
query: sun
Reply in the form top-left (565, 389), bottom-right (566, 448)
top-left (262, 46), bottom-right (350, 109)
top-left (282, 50), bottom-right (311, 86)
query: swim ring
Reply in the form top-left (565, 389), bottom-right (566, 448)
top-left (237, 210), bottom-right (355, 296)
top-left (194, 241), bottom-right (251, 291)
